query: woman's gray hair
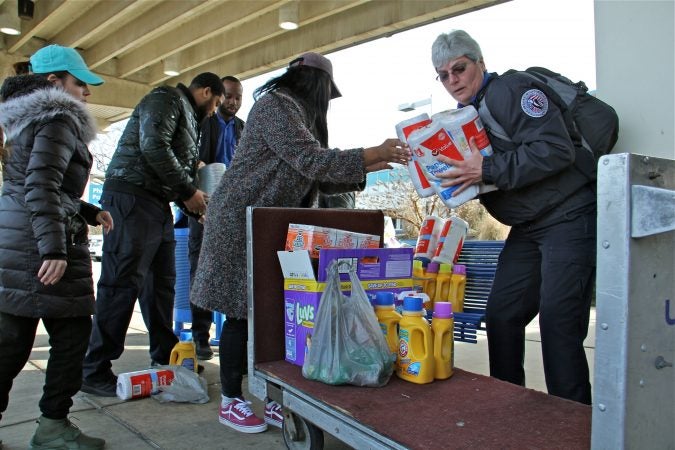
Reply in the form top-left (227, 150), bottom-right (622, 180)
top-left (431, 30), bottom-right (483, 68)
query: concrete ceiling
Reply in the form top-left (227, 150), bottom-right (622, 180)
top-left (0, 0), bottom-right (506, 130)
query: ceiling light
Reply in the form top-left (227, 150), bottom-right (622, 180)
top-left (0, 3), bottom-right (21, 35)
top-left (279, 2), bottom-right (299, 30)
top-left (18, 0), bottom-right (35, 20)
top-left (163, 54), bottom-right (181, 77)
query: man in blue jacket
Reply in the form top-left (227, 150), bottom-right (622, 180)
top-left (81, 73), bottom-right (224, 396)
top-left (189, 76), bottom-right (244, 360)
top-left (432, 30), bottom-right (596, 404)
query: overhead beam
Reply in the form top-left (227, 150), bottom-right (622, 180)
top-left (86, 75), bottom-right (150, 111)
top-left (50, 0), bottom-right (142, 49)
top-left (6, 0), bottom-right (74, 54)
top-left (82, 0), bottom-right (214, 69)
top-left (175, 0), bottom-right (506, 84)
top-left (147, 0), bottom-right (369, 85)
top-left (116, 0), bottom-right (287, 78)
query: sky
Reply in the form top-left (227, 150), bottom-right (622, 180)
top-left (93, 0), bottom-right (596, 160)
top-left (238, 0), bottom-right (596, 151)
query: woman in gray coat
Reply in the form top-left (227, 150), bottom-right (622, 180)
top-left (0, 46), bottom-right (112, 449)
top-left (191, 52), bottom-right (409, 434)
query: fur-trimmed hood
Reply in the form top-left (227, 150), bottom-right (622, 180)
top-left (0, 75), bottom-right (98, 144)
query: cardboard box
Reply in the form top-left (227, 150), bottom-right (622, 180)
top-left (278, 247), bottom-right (414, 366)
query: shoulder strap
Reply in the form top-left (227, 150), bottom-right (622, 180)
top-left (475, 74), bottom-right (512, 143)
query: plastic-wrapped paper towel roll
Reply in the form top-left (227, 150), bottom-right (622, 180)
top-left (116, 368), bottom-right (175, 400)
top-left (395, 114), bottom-right (434, 198)
top-left (432, 106), bottom-right (493, 157)
top-left (407, 123), bottom-right (480, 209)
top-left (197, 162), bottom-right (227, 195)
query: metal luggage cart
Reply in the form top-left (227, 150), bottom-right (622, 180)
top-left (593, 153), bottom-right (675, 449)
top-left (245, 207), bottom-right (592, 450)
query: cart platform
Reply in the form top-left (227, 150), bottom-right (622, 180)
top-left (246, 207), bottom-right (591, 449)
top-left (256, 361), bottom-right (590, 449)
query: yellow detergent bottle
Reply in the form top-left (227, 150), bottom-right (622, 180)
top-left (432, 302), bottom-right (454, 380)
top-left (448, 264), bottom-right (467, 313)
top-left (374, 292), bottom-right (402, 355)
top-left (434, 263), bottom-right (453, 303)
top-left (396, 296), bottom-right (434, 384)
top-left (423, 262), bottom-right (439, 307)
top-left (169, 330), bottom-right (198, 373)
top-left (412, 259), bottom-right (427, 293)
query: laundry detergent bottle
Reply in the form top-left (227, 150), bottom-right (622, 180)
top-left (374, 292), bottom-right (402, 355)
top-left (432, 302), bottom-right (454, 380)
top-left (448, 264), bottom-right (467, 314)
top-left (169, 330), bottom-right (198, 372)
top-left (396, 296), bottom-right (434, 384)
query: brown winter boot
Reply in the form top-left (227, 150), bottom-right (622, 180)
top-left (29, 415), bottom-right (105, 449)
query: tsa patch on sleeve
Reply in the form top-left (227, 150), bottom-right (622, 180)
top-left (520, 89), bottom-right (548, 118)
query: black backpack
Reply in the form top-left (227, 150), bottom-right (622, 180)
top-left (478, 67), bottom-right (619, 169)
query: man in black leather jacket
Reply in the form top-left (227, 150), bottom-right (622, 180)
top-left (81, 73), bottom-right (224, 396)
top-left (432, 30), bottom-right (596, 405)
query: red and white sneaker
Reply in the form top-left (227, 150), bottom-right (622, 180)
top-left (218, 398), bottom-right (267, 433)
top-left (264, 400), bottom-right (284, 429)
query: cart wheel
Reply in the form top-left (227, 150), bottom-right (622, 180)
top-left (282, 411), bottom-right (324, 450)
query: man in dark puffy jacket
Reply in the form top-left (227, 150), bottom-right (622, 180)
top-left (431, 31), bottom-right (596, 405)
top-left (81, 73), bottom-right (224, 397)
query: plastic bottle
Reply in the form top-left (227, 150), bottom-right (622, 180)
top-left (396, 296), bottom-right (434, 384)
top-left (374, 292), bottom-right (402, 355)
top-left (169, 330), bottom-right (198, 372)
top-left (423, 262), bottom-right (439, 305)
top-left (434, 263), bottom-right (453, 303)
top-left (448, 264), bottom-right (467, 313)
top-left (413, 215), bottom-right (444, 264)
top-left (432, 216), bottom-right (469, 265)
top-left (432, 302), bottom-right (454, 380)
top-left (412, 259), bottom-right (426, 294)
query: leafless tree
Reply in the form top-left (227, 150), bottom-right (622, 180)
top-left (356, 168), bottom-right (509, 240)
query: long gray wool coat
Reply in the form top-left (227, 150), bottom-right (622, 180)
top-left (190, 89), bottom-right (367, 319)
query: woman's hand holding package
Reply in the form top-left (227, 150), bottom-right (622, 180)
top-left (96, 211), bottom-right (114, 234)
top-left (363, 138), bottom-right (410, 172)
top-left (38, 259), bottom-right (67, 285)
top-left (436, 137), bottom-right (483, 195)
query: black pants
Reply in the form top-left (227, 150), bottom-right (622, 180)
top-left (188, 216), bottom-right (213, 345)
top-left (0, 312), bottom-right (91, 421)
top-left (219, 318), bottom-right (247, 398)
top-left (486, 212), bottom-right (596, 405)
top-left (83, 191), bottom-right (178, 382)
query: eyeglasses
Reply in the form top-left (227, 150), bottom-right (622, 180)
top-left (435, 61), bottom-right (471, 82)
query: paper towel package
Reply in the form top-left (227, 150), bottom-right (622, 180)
top-left (285, 223), bottom-right (380, 258)
top-left (395, 114), bottom-right (435, 198)
top-left (116, 368), bottom-right (175, 400)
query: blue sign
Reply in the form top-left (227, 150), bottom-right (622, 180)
top-left (89, 183), bottom-right (103, 207)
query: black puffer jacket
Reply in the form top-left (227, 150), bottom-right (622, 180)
top-left (104, 84), bottom-right (200, 204)
top-left (475, 72), bottom-right (595, 227)
top-left (0, 75), bottom-right (101, 318)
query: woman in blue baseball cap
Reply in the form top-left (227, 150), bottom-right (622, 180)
top-left (0, 45), bottom-right (111, 449)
